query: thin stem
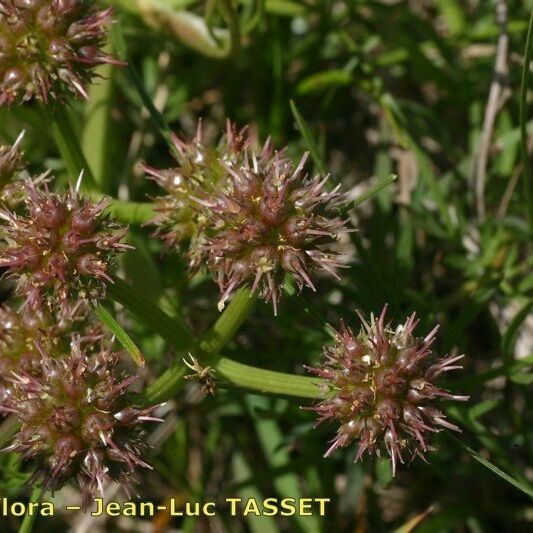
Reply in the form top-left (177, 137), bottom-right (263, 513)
top-left (214, 357), bottom-right (322, 399)
top-left (520, 9), bottom-right (533, 222)
top-left (45, 105), bottom-right (98, 192)
top-left (109, 278), bottom-right (321, 403)
top-left (200, 287), bottom-right (257, 356)
top-left (18, 486), bottom-right (44, 533)
top-left (351, 173), bottom-right (398, 208)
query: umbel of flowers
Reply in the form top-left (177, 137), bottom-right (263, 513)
top-left (1, 335), bottom-right (162, 505)
top-left (149, 121), bottom-right (352, 314)
top-left (0, 0), bottom-right (117, 105)
top-left (0, 180), bottom-right (131, 314)
top-left (307, 307), bottom-right (469, 474)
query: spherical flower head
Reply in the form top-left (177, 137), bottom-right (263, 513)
top-left (196, 150), bottom-right (350, 314)
top-left (147, 120), bottom-right (265, 249)
top-left (306, 307), bottom-right (469, 474)
top-left (0, 180), bottom-right (131, 314)
top-left (0, 0), bottom-right (118, 105)
top-left (1, 335), bottom-right (162, 504)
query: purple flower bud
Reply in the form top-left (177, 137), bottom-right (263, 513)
top-left (0, 181), bottom-right (130, 314)
top-left (0, 0), bottom-right (119, 105)
top-left (306, 306), bottom-right (469, 475)
top-left (1, 335), bottom-right (162, 501)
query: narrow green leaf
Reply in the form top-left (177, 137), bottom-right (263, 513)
top-left (82, 56), bottom-right (114, 190)
top-left (45, 105), bottom-right (98, 192)
top-left (290, 99), bottom-right (327, 174)
top-left (94, 304), bottom-right (145, 366)
top-left (232, 452), bottom-right (280, 533)
top-left (18, 486), bottom-right (44, 533)
top-left (297, 69), bottom-right (352, 94)
top-left (502, 301), bottom-right (533, 360)
top-left (520, 10), bottom-right (533, 221)
top-left (450, 434), bottom-right (533, 498)
top-left (106, 277), bottom-right (195, 350)
top-left (111, 22), bottom-right (175, 150)
top-left (351, 174), bottom-right (398, 208)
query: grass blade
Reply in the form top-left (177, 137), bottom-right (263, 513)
top-left (94, 304), bottom-right (145, 366)
top-left (520, 10), bottom-right (533, 221)
top-left (450, 434), bottom-right (533, 498)
top-left (18, 486), bottom-right (44, 533)
top-left (351, 174), bottom-right (398, 208)
top-left (290, 99), bottom-right (327, 174)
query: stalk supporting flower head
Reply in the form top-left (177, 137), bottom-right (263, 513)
top-left (0, 0), bottom-right (118, 105)
top-left (0, 179), bottom-right (131, 314)
top-left (1, 335), bottom-right (162, 505)
top-left (306, 307), bottom-right (469, 474)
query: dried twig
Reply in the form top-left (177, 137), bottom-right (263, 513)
top-left (473, 0), bottom-right (509, 219)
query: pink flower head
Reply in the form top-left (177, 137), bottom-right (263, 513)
top-left (307, 306), bottom-right (469, 474)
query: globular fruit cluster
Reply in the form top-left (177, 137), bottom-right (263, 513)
top-left (0, 181), bottom-right (130, 313)
top-left (0, 0), bottom-right (116, 105)
top-left (1, 335), bottom-right (162, 505)
top-left (146, 121), bottom-right (261, 250)
top-left (149, 121), bottom-right (351, 313)
top-left (196, 150), bottom-right (349, 314)
top-left (307, 307), bottom-right (468, 474)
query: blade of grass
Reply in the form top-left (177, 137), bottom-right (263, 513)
top-left (106, 276), bottom-right (195, 350)
top-left (449, 434), bottom-right (533, 498)
top-left (290, 100), bottom-right (327, 174)
top-left (351, 174), bottom-right (398, 208)
top-left (111, 21), bottom-right (175, 150)
top-left (93, 304), bottom-right (145, 366)
top-left (44, 105), bottom-right (98, 192)
top-left (82, 54), bottom-right (115, 191)
top-left (232, 452), bottom-right (280, 533)
top-left (18, 486), bottom-right (44, 533)
top-left (245, 395), bottom-right (321, 532)
top-left (520, 10), bottom-right (533, 221)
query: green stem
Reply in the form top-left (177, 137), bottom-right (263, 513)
top-left (107, 276), bottom-right (195, 350)
top-left (108, 278), bottom-right (321, 403)
top-left (214, 358), bottom-right (321, 399)
top-left (18, 486), bottom-right (43, 533)
top-left (141, 287), bottom-right (258, 404)
top-left (200, 287), bottom-right (257, 356)
top-left (45, 105), bottom-right (98, 192)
